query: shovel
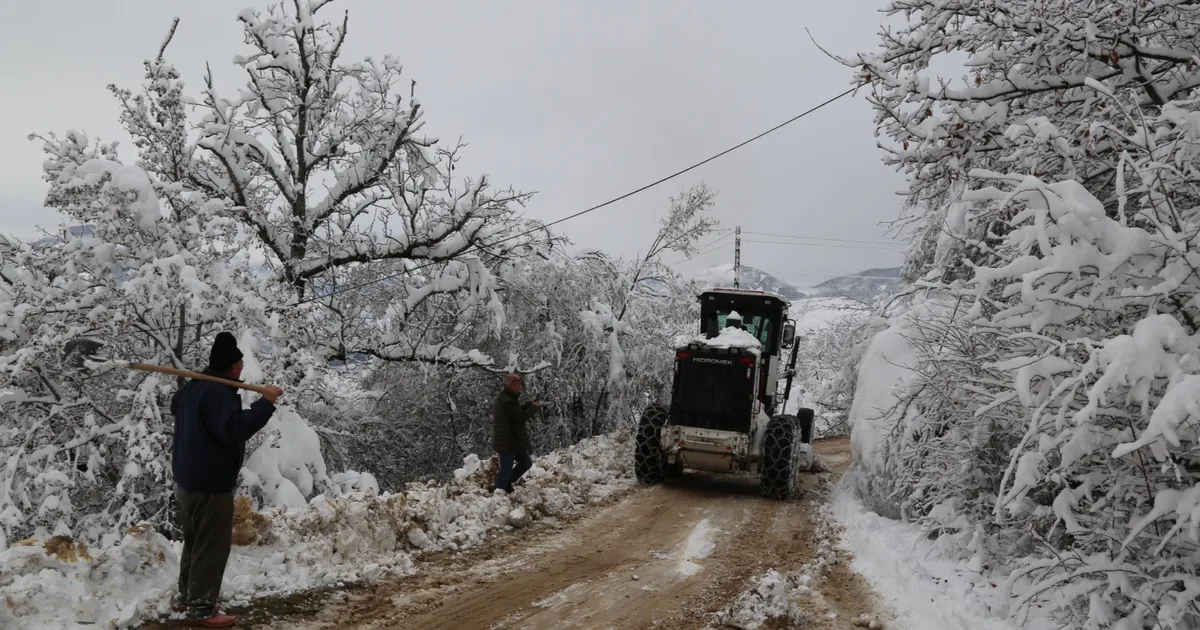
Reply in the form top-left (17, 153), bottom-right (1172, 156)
top-left (61, 338), bottom-right (272, 395)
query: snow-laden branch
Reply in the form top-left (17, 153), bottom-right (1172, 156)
top-left (840, 0), bottom-right (1200, 273)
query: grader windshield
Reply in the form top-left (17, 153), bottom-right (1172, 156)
top-left (699, 289), bottom-right (787, 355)
top-left (712, 312), bottom-right (772, 346)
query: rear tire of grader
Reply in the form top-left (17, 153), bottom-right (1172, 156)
top-left (760, 414), bottom-right (800, 500)
top-left (797, 407), bottom-right (815, 445)
top-left (634, 404), bottom-right (669, 485)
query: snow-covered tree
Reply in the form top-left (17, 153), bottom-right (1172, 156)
top-left (575, 183), bottom-right (717, 427)
top-left (0, 124), bottom-right (272, 545)
top-left (783, 302), bottom-right (874, 436)
top-left (1, 1), bottom-right (538, 547)
top-left (842, 2), bottom-right (1200, 627)
top-left (337, 186), bottom-right (716, 488)
top-left (841, 0), bottom-right (1200, 280)
top-left (158, 4), bottom-right (540, 366)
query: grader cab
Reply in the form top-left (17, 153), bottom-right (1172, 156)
top-left (634, 288), bottom-right (814, 499)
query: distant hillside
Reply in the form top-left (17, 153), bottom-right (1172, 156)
top-left (689, 264), bottom-right (806, 300)
top-left (681, 264), bottom-right (902, 301)
top-left (806, 267), bottom-right (901, 298)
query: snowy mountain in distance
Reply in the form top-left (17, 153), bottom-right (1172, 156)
top-left (682, 264), bottom-right (902, 302)
top-left (688, 263), bottom-right (806, 300)
top-left (804, 267), bottom-right (901, 299)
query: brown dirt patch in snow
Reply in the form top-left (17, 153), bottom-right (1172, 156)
top-left (232, 495), bottom-right (273, 546)
top-left (463, 454), bottom-right (501, 490)
top-left (43, 535), bottom-right (92, 563)
top-left (243, 437), bottom-right (888, 630)
top-left (799, 562), bottom-right (888, 630)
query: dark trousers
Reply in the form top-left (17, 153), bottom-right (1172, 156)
top-left (494, 452), bottom-right (533, 492)
top-left (176, 486), bottom-right (234, 616)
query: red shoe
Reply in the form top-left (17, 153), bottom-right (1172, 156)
top-left (194, 613), bottom-right (237, 628)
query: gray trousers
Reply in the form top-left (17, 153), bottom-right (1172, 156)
top-left (175, 486), bottom-right (234, 615)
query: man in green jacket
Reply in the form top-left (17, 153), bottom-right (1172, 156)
top-left (492, 372), bottom-right (541, 493)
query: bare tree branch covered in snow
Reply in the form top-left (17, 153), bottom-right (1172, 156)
top-left (578, 183), bottom-right (717, 429)
top-left (838, 0), bottom-right (1200, 284)
top-left (172, 1), bottom-right (541, 367)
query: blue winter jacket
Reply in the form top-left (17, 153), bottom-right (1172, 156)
top-left (170, 368), bottom-right (276, 493)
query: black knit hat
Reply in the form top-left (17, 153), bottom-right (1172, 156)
top-left (208, 332), bottom-right (244, 373)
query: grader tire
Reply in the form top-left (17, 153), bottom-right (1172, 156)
top-left (760, 414), bottom-right (800, 500)
top-left (635, 404), bottom-right (669, 484)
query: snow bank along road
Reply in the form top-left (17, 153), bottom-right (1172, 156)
top-left (220, 438), bottom-right (885, 630)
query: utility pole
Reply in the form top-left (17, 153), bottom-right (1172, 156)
top-left (733, 225), bottom-right (742, 289)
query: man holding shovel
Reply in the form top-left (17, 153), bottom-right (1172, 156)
top-left (170, 332), bottom-right (283, 627)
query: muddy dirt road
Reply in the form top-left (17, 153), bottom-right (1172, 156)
top-left (239, 438), bottom-right (884, 630)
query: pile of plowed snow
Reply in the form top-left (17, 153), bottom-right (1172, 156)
top-left (0, 432), bottom-right (634, 629)
top-left (708, 515), bottom-right (839, 629)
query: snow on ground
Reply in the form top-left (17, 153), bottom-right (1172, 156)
top-left (831, 473), bottom-right (1055, 630)
top-left (789, 296), bottom-right (863, 335)
top-left (676, 518), bottom-right (718, 577)
top-left (0, 432), bottom-right (635, 630)
top-left (531, 581), bottom-right (591, 609)
top-left (846, 297), bottom-right (950, 473)
top-left (712, 569), bottom-right (821, 629)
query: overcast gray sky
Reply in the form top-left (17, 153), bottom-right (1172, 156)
top-left (0, 0), bottom-right (905, 287)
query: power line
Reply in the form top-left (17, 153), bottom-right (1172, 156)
top-left (740, 230), bottom-right (902, 247)
top-left (697, 231), bottom-right (735, 249)
top-left (682, 237), bottom-right (734, 260)
top-left (742, 239), bottom-right (903, 252)
top-left (694, 240), bottom-right (735, 258)
top-left (661, 232), bottom-right (735, 267)
top-left (666, 242), bottom-right (734, 269)
top-left (296, 87), bottom-right (858, 305)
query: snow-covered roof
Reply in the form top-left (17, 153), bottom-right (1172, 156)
top-left (727, 310), bottom-right (742, 320)
top-left (676, 325), bottom-right (762, 353)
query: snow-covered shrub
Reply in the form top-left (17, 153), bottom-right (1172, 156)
top-left (848, 98), bottom-right (1200, 630)
top-left (967, 165), bottom-right (1200, 629)
top-left (780, 298), bottom-right (878, 436)
top-left (845, 293), bottom-right (1023, 524)
top-left (814, 312), bottom-right (887, 439)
